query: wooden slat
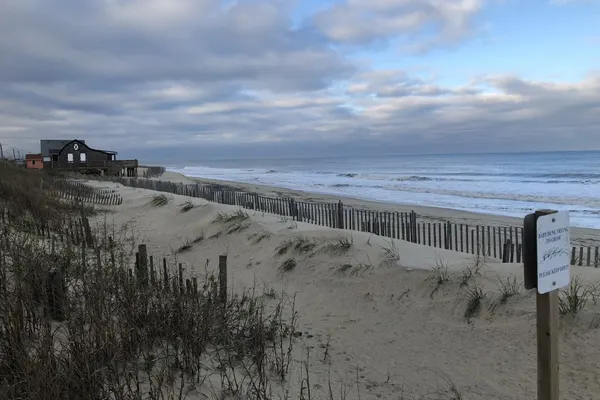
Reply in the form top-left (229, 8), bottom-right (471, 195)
top-left (428, 223), bottom-right (432, 247)
top-left (487, 226), bottom-right (491, 257)
top-left (587, 247), bottom-right (592, 267)
top-left (454, 223), bottom-right (458, 251)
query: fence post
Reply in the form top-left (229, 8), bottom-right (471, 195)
top-left (290, 198), bottom-right (296, 220)
top-left (411, 212), bottom-right (418, 243)
top-left (178, 263), bottom-right (184, 294)
top-left (163, 258), bottom-right (169, 290)
top-left (137, 244), bottom-right (148, 286)
top-left (219, 255), bottom-right (227, 307)
top-left (46, 268), bottom-right (66, 321)
top-left (297, 201), bottom-right (303, 222)
top-left (149, 256), bottom-right (155, 285)
top-left (502, 241), bottom-right (512, 263)
top-left (337, 201), bottom-right (344, 229)
top-left (79, 204), bottom-right (94, 248)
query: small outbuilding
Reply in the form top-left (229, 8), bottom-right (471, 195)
top-left (25, 153), bottom-right (44, 170)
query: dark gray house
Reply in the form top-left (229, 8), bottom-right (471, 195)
top-left (41, 139), bottom-right (87, 163)
top-left (41, 139), bottom-right (137, 176)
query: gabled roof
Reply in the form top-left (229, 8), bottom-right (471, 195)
top-left (58, 139), bottom-right (118, 156)
top-left (26, 153), bottom-right (43, 160)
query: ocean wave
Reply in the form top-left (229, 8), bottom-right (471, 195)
top-left (391, 176), bottom-right (435, 182)
top-left (380, 184), bottom-right (600, 209)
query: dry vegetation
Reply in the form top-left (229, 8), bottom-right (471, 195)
top-left (275, 235), bottom-right (317, 256)
top-left (0, 161), bottom-right (300, 400)
top-left (150, 193), bottom-right (171, 207)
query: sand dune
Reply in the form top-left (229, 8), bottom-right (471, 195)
top-left (88, 179), bottom-right (600, 400)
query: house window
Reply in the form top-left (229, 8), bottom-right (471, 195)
top-left (67, 153), bottom-right (74, 162)
top-left (32, 160), bottom-right (36, 165)
top-left (52, 155), bottom-right (58, 162)
top-left (80, 153), bottom-right (87, 162)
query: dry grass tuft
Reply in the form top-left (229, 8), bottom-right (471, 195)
top-left (423, 254), bottom-right (451, 298)
top-left (464, 285), bottom-right (485, 321)
top-left (209, 230), bottom-right (222, 239)
top-left (337, 261), bottom-right (373, 276)
top-left (380, 239), bottom-right (401, 266)
top-left (212, 209), bottom-right (249, 224)
top-left (226, 221), bottom-right (250, 234)
top-left (496, 275), bottom-right (522, 304)
top-left (247, 231), bottom-right (272, 244)
top-left (180, 200), bottom-right (195, 212)
top-left (559, 276), bottom-right (592, 316)
top-left (177, 238), bottom-right (194, 253)
top-left (150, 193), bottom-right (170, 207)
top-left (323, 235), bottom-right (354, 254)
top-left (275, 235), bottom-right (317, 256)
top-left (279, 258), bottom-right (297, 272)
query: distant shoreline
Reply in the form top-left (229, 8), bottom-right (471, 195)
top-left (154, 170), bottom-right (600, 247)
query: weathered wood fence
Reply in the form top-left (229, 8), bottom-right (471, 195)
top-left (104, 177), bottom-right (598, 266)
top-left (53, 179), bottom-right (123, 205)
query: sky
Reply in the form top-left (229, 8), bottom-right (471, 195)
top-left (0, 0), bottom-right (599, 161)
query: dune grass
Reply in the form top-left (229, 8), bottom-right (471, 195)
top-left (423, 254), bottom-right (451, 298)
top-left (322, 234), bottom-right (354, 255)
top-left (150, 193), bottom-right (170, 207)
top-left (464, 285), bottom-right (486, 321)
top-left (212, 209), bottom-right (249, 224)
top-left (275, 235), bottom-right (317, 256)
top-left (559, 276), bottom-right (592, 316)
top-left (247, 231), bottom-right (272, 244)
top-left (380, 239), bottom-right (401, 265)
top-left (180, 200), bottom-right (195, 212)
top-left (279, 258), bottom-right (297, 272)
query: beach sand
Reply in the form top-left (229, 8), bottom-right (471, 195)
top-left (87, 178), bottom-right (600, 400)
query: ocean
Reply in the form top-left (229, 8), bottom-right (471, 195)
top-left (167, 151), bottom-right (600, 229)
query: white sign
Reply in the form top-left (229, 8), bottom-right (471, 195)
top-left (536, 211), bottom-right (571, 294)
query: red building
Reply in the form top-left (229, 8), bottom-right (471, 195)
top-left (26, 153), bottom-right (44, 170)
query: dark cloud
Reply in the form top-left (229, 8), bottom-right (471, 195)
top-left (0, 0), bottom-right (599, 159)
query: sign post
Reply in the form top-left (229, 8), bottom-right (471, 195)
top-left (523, 209), bottom-right (571, 400)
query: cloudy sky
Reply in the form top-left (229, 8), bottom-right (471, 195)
top-left (1, 0), bottom-right (599, 161)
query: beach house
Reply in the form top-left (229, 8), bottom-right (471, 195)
top-left (40, 139), bottom-right (138, 176)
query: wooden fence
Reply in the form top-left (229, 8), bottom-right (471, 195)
top-left (53, 179), bottom-right (123, 205)
top-left (0, 204), bottom-right (221, 320)
top-left (131, 244), bottom-right (227, 299)
top-left (102, 177), bottom-right (598, 267)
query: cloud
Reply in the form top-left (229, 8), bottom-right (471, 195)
top-left (313, 0), bottom-right (483, 48)
top-left (0, 0), bottom-right (599, 159)
top-left (0, 0), bottom-right (352, 89)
